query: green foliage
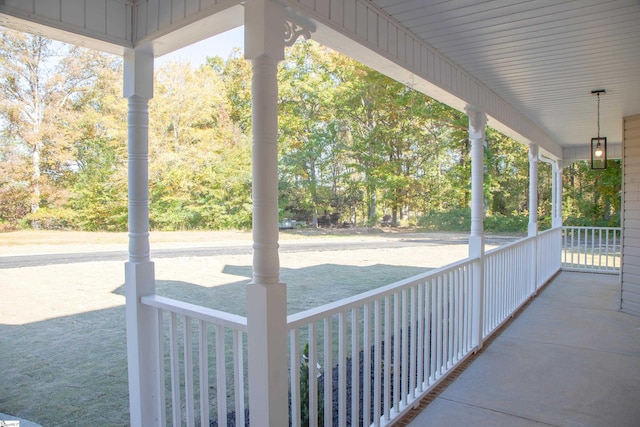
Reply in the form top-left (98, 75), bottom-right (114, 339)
top-left (0, 32), bottom-right (620, 232)
top-left (484, 212), bottom-right (530, 233)
top-left (418, 209), bottom-right (544, 233)
top-left (563, 160), bottom-right (621, 226)
top-left (418, 209), bottom-right (471, 232)
top-left (22, 207), bottom-right (78, 230)
top-left (298, 343), bottom-right (324, 427)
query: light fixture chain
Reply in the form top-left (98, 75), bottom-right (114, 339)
top-left (597, 92), bottom-right (601, 138)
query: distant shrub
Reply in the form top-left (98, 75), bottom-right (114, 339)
top-left (564, 216), bottom-right (620, 228)
top-left (418, 208), bottom-right (470, 232)
top-left (23, 207), bottom-right (79, 230)
top-left (484, 212), bottom-right (528, 233)
top-left (419, 209), bottom-right (546, 234)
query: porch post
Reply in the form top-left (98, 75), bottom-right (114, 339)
top-left (123, 48), bottom-right (160, 427)
top-left (528, 144), bottom-right (539, 237)
top-left (528, 144), bottom-right (539, 292)
top-left (244, 1), bottom-right (288, 425)
top-left (552, 160), bottom-right (563, 228)
top-left (466, 105), bottom-right (487, 350)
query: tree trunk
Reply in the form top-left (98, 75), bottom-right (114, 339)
top-left (30, 141), bottom-right (42, 228)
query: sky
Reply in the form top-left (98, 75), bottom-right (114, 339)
top-left (155, 26), bottom-right (244, 68)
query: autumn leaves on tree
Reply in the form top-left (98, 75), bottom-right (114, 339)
top-left (0, 29), bottom-right (620, 232)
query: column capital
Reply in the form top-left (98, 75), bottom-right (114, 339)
top-left (465, 105), bottom-right (487, 140)
top-left (245, 0), bottom-right (286, 61)
top-left (528, 144), bottom-right (539, 163)
top-left (123, 48), bottom-right (154, 99)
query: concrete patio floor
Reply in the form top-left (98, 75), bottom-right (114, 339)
top-left (404, 271), bottom-right (640, 427)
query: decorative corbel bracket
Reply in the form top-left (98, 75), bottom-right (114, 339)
top-left (284, 21), bottom-right (311, 46)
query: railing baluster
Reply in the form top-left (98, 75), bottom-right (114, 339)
top-left (436, 276), bottom-right (443, 377)
top-left (428, 278), bottom-right (436, 385)
top-left (444, 272), bottom-right (454, 370)
top-left (410, 285), bottom-right (418, 399)
top-left (290, 328), bottom-right (301, 427)
top-left (393, 292), bottom-right (401, 413)
top-left (383, 295), bottom-right (392, 421)
top-left (323, 317), bottom-right (332, 426)
top-left (604, 229), bottom-right (608, 269)
top-left (233, 330), bottom-right (245, 427)
top-left (401, 288), bottom-right (409, 407)
top-left (184, 316), bottom-right (195, 426)
top-left (199, 320), bottom-right (209, 427)
top-left (373, 299), bottom-right (382, 427)
top-left (351, 307), bottom-right (360, 427)
top-left (215, 325), bottom-right (226, 427)
top-left (338, 311), bottom-right (347, 427)
top-left (416, 283), bottom-right (424, 393)
top-left (456, 268), bottom-right (463, 360)
top-left (156, 310), bottom-right (166, 426)
top-left (169, 312), bottom-right (181, 426)
top-left (363, 303), bottom-right (372, 427)
top-left (308, 323), bottom-right (318, 427)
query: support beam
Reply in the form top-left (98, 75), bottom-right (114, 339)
top-left (466, 105), bottom-right (487, 351)
top-left (244, 1), bottom-right (288, 425)
top-left (123, 48), bottom-right (160, 427)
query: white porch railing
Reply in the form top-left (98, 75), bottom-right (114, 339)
top-left (538, 227), bottom-right (563, 285)
top-left (483, 236), bottom-right (535, 338)
top-left (562, 226), bottom-right (621, 273)
top-left (287, 257), bottom-right (477, 427)
top-left (140, 227), bottom-right (573, 426)
top-left (140, 295), bottom-right (248, 427)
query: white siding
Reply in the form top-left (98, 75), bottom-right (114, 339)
top-left (622, 113), bottom-right (640, 316)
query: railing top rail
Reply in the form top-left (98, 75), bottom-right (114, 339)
top-left (485, 234), bottom-right (535, 257)
top-left (287, 256), bottom-right (479, 329)
top-left (562, 226), bottom-right (621, 231)
top-left (539, 226), bottom-right (563, 236)
top-left (141, 294), bottom-right (248, 331)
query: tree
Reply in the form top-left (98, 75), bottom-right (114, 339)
top-left (148, 60), bottom-right (252, 230)
top-left (279, 40), bottom-right (338, 226)
top-left (208, 49), bottom-right (253, 134)
top-left (0, 28), bottom-right (108, 227)
top-left (563, 160), bottom-right (621, 226)
top-left (66, 58), bottom-right (128, 230)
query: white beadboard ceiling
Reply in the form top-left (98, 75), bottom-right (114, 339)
top-left (372, 0), bottom-right (640, 149)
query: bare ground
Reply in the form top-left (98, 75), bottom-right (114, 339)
top-left (0, 229), bottom-right (499, 426)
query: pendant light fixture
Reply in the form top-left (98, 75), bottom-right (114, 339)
top-left (591, 89), bottom-right (607, 170)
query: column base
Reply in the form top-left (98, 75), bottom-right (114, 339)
top-left (247, 282), bottom-right (288, 427)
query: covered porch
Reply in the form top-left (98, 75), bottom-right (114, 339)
top-left (1, 0), bottom-right (639, 426)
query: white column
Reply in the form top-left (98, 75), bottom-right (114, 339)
top-left (552, 160), bottom-right (563, 228)
top-left (465, 105), bottom-right (487, 350)
top-left (245, 1), bottom-right (288, 425)
top-left (528, 144), bottom-right (539, 237)
top-left (466, 106), bottom-right (487, 256)
top-left (123, 48), bottom-right (160, 427)
top-left (528, 145), bottom-right (539, 293)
